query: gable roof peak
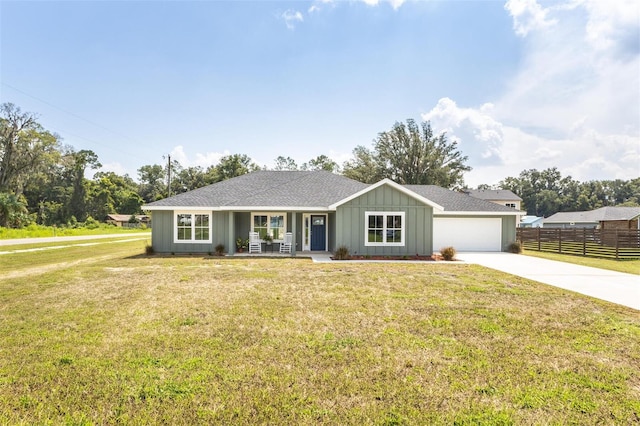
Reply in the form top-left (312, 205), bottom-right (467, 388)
top-left (330, 178), bottom-right (444, 211)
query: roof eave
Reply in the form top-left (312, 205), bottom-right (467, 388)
top-left (143, 205), bottom-right (221, 211)
top-left (435, 210), bottom-right (525, 216)
top-left (142, 205), bottom-right (333, 212)
top-left (221, 206), bottom-right (332, 212)
top-left (543, 220), bottom-right (597, 223)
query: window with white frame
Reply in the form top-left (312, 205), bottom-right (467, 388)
top-left (505, 203), bottom-right (516, 208)
top-left (174, 212), bottom-right (212, 243)
top-left (252, 213), bottom-right (286, 241)
top-left (365, 211), bottom-right (405, 246)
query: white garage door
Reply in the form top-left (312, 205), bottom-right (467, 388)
top-left (433, 217), bottom-right (502, 252)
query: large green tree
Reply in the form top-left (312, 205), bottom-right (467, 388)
top-left (0, 192), bottom-right (29, 228)
top-left (172, 166), bottom-right (207, 194)
top-left (137, 164), bottom-right (166, 203)
top-left (301, 155), bottom-right (339, 173)
top-left (343, 119), bottom-right (470, 188)
top-left (0, 103), bottom-right (60, 195)
top-left (88, 171), bottom-right (143, 219)
top-left (273, 156), bottom-right (298, 171)
top-left (206, 154), bottom-right (259, 182)
top-left (67, 149), bottom-right (101, 222)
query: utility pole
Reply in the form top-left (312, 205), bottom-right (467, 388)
top-left (167, 154), bottom-right (172, 198)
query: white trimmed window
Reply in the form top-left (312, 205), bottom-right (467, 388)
top-left (365, 211), bottom-right (405, 246)
top-left (252, 213), bottom-right (286, 241)
top-left (174, 212), bottom-right (212, 243)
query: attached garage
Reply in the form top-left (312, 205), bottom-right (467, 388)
top-left (433, 217), bottom-right (502, 252)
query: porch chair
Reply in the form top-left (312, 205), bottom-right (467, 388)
top-left (248, 232), bottom-right (262, 254)
top-left (279, 232), bottom-right (293, 254)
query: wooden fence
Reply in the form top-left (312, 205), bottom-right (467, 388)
top-left (517, 228), bottom-right (640, 260)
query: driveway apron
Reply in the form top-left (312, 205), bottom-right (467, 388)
top-left (458, 253), bottom-right (640, 311)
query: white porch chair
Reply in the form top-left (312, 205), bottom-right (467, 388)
top-left (248, 232), bottom-right (262, 253)
top-left (279, 232), bottom-right (293, 254)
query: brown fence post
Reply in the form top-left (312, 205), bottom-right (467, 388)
top-left (583, 228), bottom-right (586, 256)
top-left (558, 229), bottom-right (562, 253)
top-left (537, 227), bottom-right (541, 251)
top-left (616, 229), bottom-right (619, 260)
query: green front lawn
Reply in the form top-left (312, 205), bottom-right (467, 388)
top-left (1, 246), bottom-right (638, 424)
top-left (524, 249), bottom-right (640, 275)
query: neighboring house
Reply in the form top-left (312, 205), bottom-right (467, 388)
top-left (142, 171), bottom-right (523, 255)
top-left (543, 207), bottom-right (640, 229)
top-left (106, 214), bottom-right (151, 227)
top-left (519, 215), bottom-right (544, 228)
top-left (464, 189), bottom-right (523, 211)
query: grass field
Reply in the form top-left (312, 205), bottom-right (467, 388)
top-left (523, 249), bottom-right (640, 275)
top-left (1, 240), bottom-right (639, 424)
top-left (0, 224), bottom-right (149, 239)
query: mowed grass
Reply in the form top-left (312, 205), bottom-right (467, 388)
top-left (523, 249), bottom-right (640, 275)
top-left (1, 245), bottom-right (639, 424)
top-left (0, 237), bottom-right (151, 278)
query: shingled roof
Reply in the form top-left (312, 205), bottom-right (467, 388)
top-left (545, 206), bottom-right (640, 223)
top-left (405, 185), bottom-right (520, 213)
top-left (144, 171), bottom-right (368, 209)
top-left (464, 189), bottom-right (522, 201)
top-left (144, 171), bottom-right (521, 214)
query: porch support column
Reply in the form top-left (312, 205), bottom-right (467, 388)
top-left (228, 211), bottom-right (235, 255)
top-left (291, 212), bottom-right (297, 255)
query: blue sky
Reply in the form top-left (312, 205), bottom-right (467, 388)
top-left (1, 0), bottom-right (638, 187)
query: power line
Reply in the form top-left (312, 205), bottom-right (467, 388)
top-left (2, 82), bottom-right (133, 141)
top-left (1, 82), bottom-right (166, 172)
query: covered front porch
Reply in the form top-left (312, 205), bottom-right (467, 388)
top-left (226, 211), bottom-right (335, 255)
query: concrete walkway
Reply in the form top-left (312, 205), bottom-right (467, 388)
top-left (457, 252), bottom-right (640, 311)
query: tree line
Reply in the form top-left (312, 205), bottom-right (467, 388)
top-left (1, 103), bottom-right (637, 228)
top-left (496, 168), bottom-right (639, 218)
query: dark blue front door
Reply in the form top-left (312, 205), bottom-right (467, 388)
top-left (311, 215), bottom-right (326, 251)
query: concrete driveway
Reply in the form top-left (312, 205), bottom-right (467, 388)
top-left (457, 252), bottom-right (640, 311)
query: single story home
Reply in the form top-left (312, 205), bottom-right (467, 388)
top-left (543, 206), bottom-right (640, 230)
top-left (142, 171), bottom-right (523, 255)
top-left (519, 215), bottom-right (544, 228)
top-left (463, 189), bottom-right (523, 210)
top-left (106, 214), bottom-right (151, 227)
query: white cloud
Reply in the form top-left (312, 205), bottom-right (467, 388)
top-left (422, 0), bottom-right (639, 187)
top-left (97, 161), bottom-right (128, 176)
top-left (170, 145), bottom-right (230, 169)
top-left (360, 0), bottom-right (406, 9)
top-left (422, 98), bottom-right (505, 164)
top-left (91, 161), bottom-right (130, 180)
top-left (327, 149), bottom-right (352, 167)
top-left (504, 0), bottom-right (557, 37)
top-left (583, 0), bottom-right (639, 51)
top-left (194, 151), bottom-right (228, 168)
top-left (389, 0), bottom-right (406, 10)
top-left (281, 9), bottom-right (304, 30)
top-left (311, 0), bottom-right (407, 12)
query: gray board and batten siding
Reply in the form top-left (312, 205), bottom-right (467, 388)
top-left (151, 210), bottom-right (228, 254)
top-left (152, 210), bottom-right (304, 255)
top-left (335, 183), bottom-right (434, 256)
